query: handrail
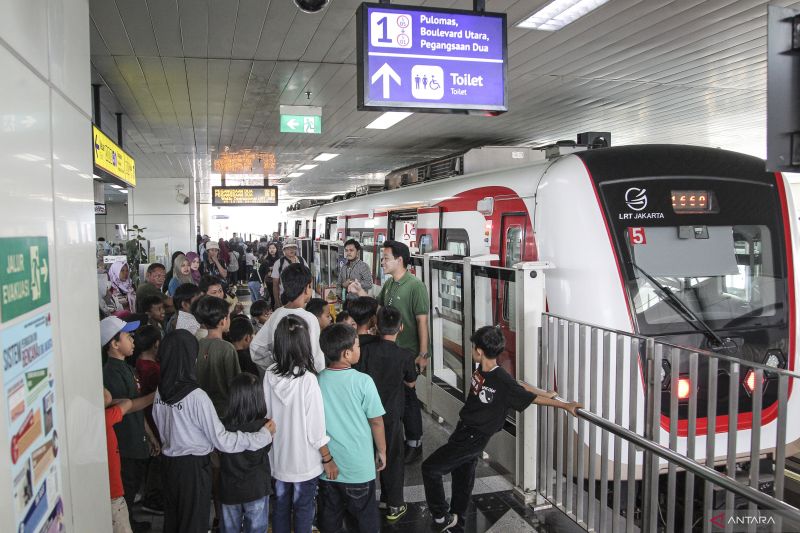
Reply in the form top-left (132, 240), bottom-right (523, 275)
top-left (562, 398), bottom-right (800, 518)
top-left (544, 312), bottom-right (800, 380)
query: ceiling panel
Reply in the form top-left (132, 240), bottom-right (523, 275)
top-left (90, 0), bottom-right (800, 200)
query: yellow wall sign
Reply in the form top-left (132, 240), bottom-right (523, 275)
top-left (92, 125), bottom-right (136, 187)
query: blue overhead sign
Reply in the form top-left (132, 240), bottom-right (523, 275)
top-left (357, 3), bottom-right (508, 114)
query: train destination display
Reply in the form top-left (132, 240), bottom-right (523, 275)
top-left (211, 186), bottom-right (279, 207)
top-left (357, 3), bottom-right (507, 113)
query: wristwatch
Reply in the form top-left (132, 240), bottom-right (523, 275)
top-left (419, 351), bottom-right (430, 359)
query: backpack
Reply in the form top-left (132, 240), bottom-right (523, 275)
top-left (227, 250), bottom-right (240, 271)
top-left (276, 255), bottom-right (306, 277)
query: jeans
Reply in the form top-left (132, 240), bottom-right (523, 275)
top-left (273, 478), bottom-right (318, 533)
top-left (221, 497), bottom-right (269, 533)
top-left (247, 281), bottom-right (262, 303)
top-left (421, 424), bottom-right (491, 520)
top-left (318, 479), bottom-right (378, 533)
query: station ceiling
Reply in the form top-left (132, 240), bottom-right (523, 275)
top-left (89, 0), bottom-right (800, 201)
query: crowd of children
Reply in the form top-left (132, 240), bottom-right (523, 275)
top-left (101, 246), bottom-right (580, 533)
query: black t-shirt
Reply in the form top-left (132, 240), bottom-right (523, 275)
top-left (219, 418), bottom-right (272, 504)
top-left (236, 348), bottom-right (260, 377)
top-left (458, 366), bottom-right (536, 436)
top-left (354, 335), bottom-right (417, 422)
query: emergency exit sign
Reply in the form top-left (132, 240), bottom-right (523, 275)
top-left (280, 115), bottom-right (322, 134)
top-left (0, 236), bottom-right (50, 322)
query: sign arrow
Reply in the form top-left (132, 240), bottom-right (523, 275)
top-left (286, 118), bottom-right (300, 130)
top-left (371, 63), bottom-right (401, 99)
top-left (40, 259), bottom-right (48, 284)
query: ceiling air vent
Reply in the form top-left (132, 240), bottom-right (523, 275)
top-left (330, 136), bottom-right (370, 149)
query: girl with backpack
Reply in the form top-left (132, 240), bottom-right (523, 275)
top-left (219, 373), bottom-right (274, 533)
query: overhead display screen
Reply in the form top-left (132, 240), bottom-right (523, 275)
top-left (212, 186), bottom-right (278, 207)
top-left (356, 3), bottom-right (507, 113)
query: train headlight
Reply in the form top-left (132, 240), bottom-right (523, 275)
top-left (677, 377), bottom-right (692, 401)
top-left (763, 349), bottom-right (785, 370)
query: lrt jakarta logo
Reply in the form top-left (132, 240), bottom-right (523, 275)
top-left (625, 187), bottom-right (648, 211)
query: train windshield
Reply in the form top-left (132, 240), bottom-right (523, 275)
top-left (630, 225), bottom-right (779, 328)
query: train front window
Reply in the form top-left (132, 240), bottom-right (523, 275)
top-left (630, 225), bottom-right (778, 328)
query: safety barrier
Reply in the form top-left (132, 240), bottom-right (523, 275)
top-left (538, 314), bottom-right (800, 532)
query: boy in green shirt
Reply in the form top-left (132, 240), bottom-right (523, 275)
top-left (318, 324), bottom-right (386, 533)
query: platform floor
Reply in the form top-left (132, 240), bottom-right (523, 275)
top-left (129, 412), bottom-right (582, 532)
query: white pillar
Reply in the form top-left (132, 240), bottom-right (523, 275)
top-left (0, 0), bottom-right (112, 530)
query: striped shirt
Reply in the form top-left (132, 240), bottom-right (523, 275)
top-left (337, 259), bottom-right (373, 298)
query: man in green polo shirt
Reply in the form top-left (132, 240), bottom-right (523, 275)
top-left (351, 239), bottom-right (429, 463)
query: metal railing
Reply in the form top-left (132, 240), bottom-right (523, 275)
top-left (537, 313), bottom-right (800, 532)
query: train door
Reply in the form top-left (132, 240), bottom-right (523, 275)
top-left (324, 217), bottom-right (337, 240)
top-left (429, 258), bottom-right (466, 424)
top-left (497, 213), bottom-right (525, 378)
top-left (361, 232), bottom-right (376, 285)
top-left (294, 220), bottom-right (302, 238)
top-left (389, 210), bottom-right (418, 252)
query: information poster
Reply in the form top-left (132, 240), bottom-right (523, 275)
top-left (2, 310), bottom-right (63, 533)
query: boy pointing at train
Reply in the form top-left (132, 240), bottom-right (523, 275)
top-left (421, 325), bottom-right (582, 532)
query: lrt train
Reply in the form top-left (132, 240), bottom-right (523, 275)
top-left (283, 144), bottom-right (799, 473)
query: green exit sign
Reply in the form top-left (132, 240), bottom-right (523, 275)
top-left (280, 115), bottom-right (322, 134)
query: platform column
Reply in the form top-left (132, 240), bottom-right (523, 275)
top-left (513, 261), bottom-right (552, 505)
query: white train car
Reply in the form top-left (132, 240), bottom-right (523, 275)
top-left (285, 144), bottom-right (800, 470)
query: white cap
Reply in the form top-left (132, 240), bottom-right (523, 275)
top-left (283, 237), bottom-right (299, 249)
top-left (100, 316), bottom-right (140, 346)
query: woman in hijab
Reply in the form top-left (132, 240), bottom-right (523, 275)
top-left (108, 260), bottom-right (136, 312)
top-left (98, 278), bottom-right (122, 317)
top-left (167, 255), bottom-right (195, 296)
top-left (153, 330), bottom-right (274, 533)
top-left (185, 252), bottom-right (202, 285)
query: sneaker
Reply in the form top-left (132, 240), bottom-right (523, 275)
top-left (404, 444), bottom-right (422, 464)
top-left (386, 504), bottom-right (407, 521)
top-left (433, 513), bottom-right (458, 531)
top-left (140, 500), bottom-right (164, 515)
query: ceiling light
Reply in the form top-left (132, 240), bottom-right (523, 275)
top-left (314, 153), bottom-right (340, 162)
top-left (299, 164), bottom-right (318, 170)
top-left (120, 190), bottom-right (128, 194)
top-left (288, 172), bottom-right (304, 178)
top-left (366, 112), bottom-right (412, 130)
top-left (517, 0), bottom-right (609, 31)
top-left (109, 184), bottom-right (123, 190)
